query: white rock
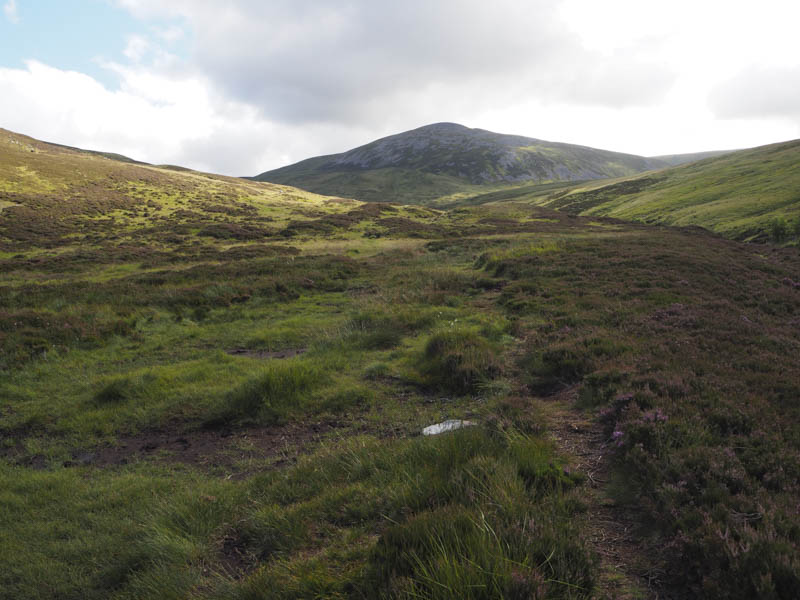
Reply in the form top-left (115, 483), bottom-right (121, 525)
top-left (422, 419), bottom-right (476, 436)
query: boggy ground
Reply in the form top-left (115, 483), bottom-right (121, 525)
top-left (1, 136), bottom-right (799, 599)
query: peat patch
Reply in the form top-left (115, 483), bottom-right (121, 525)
top-left (225, 347), bottom-right (307, 360)
top-left (68, 420), bottom-right (345, 476)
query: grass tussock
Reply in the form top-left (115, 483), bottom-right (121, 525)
top-left (231, 427), bottom-right (594, 600)
top-left (418, 327), bottom-right (501, 395)
top-left (93, 372), bottom-right (159, 405)
top-left (208, 360), bottom-right (324, 426)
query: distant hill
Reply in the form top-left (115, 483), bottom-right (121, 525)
top-left (535, 139), bottom-right (800, 241)
top-left (648, 149), bottom-right (734, 167)
top-left (253, 123), bottom-right (689, 204)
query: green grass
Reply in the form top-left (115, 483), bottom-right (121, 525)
top-left (417, 327), bottom-right (502, 395)
top-left (535, 139), bottom-right (800, 242)
top-left (207, 359), bottom-right (326, 426)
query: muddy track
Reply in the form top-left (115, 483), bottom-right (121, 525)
top-left (544, 386), bottom-right (662, 600)
top-left (504, 327), bottom-right (661, 599)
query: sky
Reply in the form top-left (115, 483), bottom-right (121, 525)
top-left (1, 0), bottom-right (799, 175)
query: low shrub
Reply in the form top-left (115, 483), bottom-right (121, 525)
top-left (578, 369), bottom-right (624, 408)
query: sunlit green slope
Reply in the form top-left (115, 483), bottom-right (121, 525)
top-left (535, 138), bottom-right (800, 242)
top-left (0, 127), bottom-right (368, 253)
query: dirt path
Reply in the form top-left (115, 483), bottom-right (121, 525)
top-left (544, 386), bottom-right (663, 599)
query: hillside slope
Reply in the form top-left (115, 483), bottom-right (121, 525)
top-left (2, 127), bottom-right (800, 599)
top-left (0, 128), bottom-right (358, 253)
top-left (253, 122), bottom-right (674, 204)
top-left (648, 149), bottom-right (734, 167)
top-left (534, 138), bottom-right (800, 241)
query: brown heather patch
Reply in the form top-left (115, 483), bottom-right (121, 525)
top-left (489, 228), bottom-right (800, 598)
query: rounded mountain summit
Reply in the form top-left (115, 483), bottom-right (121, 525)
top-left (251, 122), bottom-right (706, 204)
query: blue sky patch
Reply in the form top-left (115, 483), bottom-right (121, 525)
top-left (0, 0), bottom-right (188, 88)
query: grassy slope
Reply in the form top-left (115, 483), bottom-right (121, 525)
top-left (648, 149), bottom-right (734, 167)
top-left (533, 139), bottom-right (800, 241)
top-left (2, 130), bottom-right (800, 599)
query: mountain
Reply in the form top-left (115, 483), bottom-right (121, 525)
top-left (535, 138), bottom-right (800, 242)
top-left (252, 122), bottom-right (680, 204)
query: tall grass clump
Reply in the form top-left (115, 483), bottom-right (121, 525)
top-left (207, 360), bottom-right (324, 426)
top-left (369, 506), bottom-right (540, 599)
top-left (336, 305), bottom-right (441, 352)
top-left (93, 372), bottom-right (160, 405)
top-left (351, 427), bottom-right (595, 599)
top-left (418, 327), bottom-right (501, 395)
top-left (345, 310), bottom-right (405, 350)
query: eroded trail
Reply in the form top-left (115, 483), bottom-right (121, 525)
top-left (544, 387), bottom-right (660, 600)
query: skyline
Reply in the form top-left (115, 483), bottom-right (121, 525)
top-left (1, 0), bottom-right (799, 175)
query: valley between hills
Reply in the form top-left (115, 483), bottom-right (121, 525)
top-left (1, 125), bottom-right (799, 599)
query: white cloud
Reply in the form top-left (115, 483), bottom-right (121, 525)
top-left (0, 59), bottom-right (377, 175)
top-left (106, 0), bottom-right (800, 166)
top-left (710, 67), bottom-right (800, 121)
top-left (0, 60), bottom-right (204, 159)
top-left (3, 1), bottom-right (800, 175)
top-left (153, 25), bottom-right (184, 43)
top-left (3, 0), bottom-right (19, 24)
top-left (122, 35), bottom-right (151, 63)
top-left (115, 0), bottom-right (676, 126)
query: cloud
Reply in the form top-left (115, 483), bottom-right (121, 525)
top-left (3, 0), bottom-right (19, 24)
top-left (116, 0), bottom-right (676, 126)
top-left (3, 1), bottom-right (798, 176)
top-left (710, 66), bottom-right (800, 121)
top-left (0, 59), bottom-right (378, 175)
top-left (0, 60), bottom-right (205, 160)
top-left (123, 35), bottom-right (151, 63)
top-left (153, 25), bottom-right (184, 43)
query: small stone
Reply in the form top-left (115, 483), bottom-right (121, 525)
top-left (422, 419), bottom-right (476, 436)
